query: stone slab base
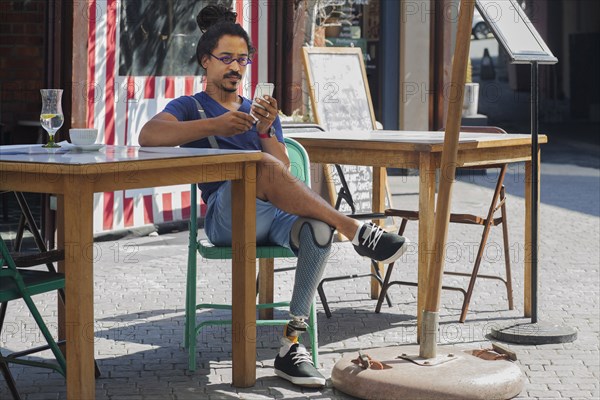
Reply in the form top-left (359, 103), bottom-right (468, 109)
top-left (331, 345), bottom-right (525, 400)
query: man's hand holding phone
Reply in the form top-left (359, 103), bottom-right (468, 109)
top-left (251, 83), bottom-right (277, 135)
top-left (212, 111), bottom-right (256, 137)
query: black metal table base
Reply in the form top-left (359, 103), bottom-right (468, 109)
top-left (491, 321), bottom-right (577, 345)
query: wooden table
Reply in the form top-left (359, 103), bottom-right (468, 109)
top-left (287, 130), bottom-right (547, 332)
top-left (0, 144), bottom-right (262, 397)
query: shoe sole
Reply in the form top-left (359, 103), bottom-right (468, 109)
top-left (376, 238), bottom-right (411, 264)
top-left (275, 369), bottom-right (326, 388)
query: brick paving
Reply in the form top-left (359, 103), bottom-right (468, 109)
top-left (1, 137), bottom-right (598, 399)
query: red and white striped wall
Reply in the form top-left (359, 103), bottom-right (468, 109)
top-left (86, 0), bottom-right (271, 233)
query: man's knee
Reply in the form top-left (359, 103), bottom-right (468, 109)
top-left (290, 218), bottom-right (334, 250)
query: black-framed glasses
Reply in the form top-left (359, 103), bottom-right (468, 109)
top-left (209, 53), bottom-right (252, 66)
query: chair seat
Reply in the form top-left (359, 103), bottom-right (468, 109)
top-left (348, 212), bottom-right (386, 220)
top-left (10, 249), bottom-right (64, 268)
top-left (384, 209), bottom-right (503, 226)
top-left (0, 270), bottom-right (65, 302)
top-left (198, 239), bottom-right (295, 259)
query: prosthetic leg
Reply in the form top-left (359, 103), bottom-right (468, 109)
top-left (288, 218), bottom-right (334, 320)
top-left (274, 218), bottom-right (333, 387)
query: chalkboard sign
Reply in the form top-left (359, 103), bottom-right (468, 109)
top-left (302, 47), bottom-right (380, 214)
top-left (476, 0), bottom-right (557, 64)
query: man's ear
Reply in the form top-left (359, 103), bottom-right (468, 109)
top-left (200, 55), bottom-right (209, 69)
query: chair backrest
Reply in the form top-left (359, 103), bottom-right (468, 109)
top-left (444, 126), bottom-right (508, 170)
top-left (283, 137), bottom-right (311, 187)
top-left (0, 236), bottom-right (16, 271)
top-left (439, 126), bottom-right (507, 135)
top-left (189, 138), bottom-right (312, 224)
top-left (282, 123), bottom-right (362, 214)
top-left (457, 126), bottom-right (507, 135)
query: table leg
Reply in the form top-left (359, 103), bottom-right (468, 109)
top-left (524, 155), bottom-right (539, 318)
top-left (57, 195), bottom-right (65, 341)
top-left (231, 162), bottom-right (257, 387)
top-left (417, 153), bottom-right (436, 341)
top-left (63, 179), bottom-right (95, 400)
top-left (371, 167), bottom-right (386, 299)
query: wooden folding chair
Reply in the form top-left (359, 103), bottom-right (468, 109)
top-left (0, 192), bottom-right (101, 400)
top-left (281, 123), bottom-right (391, 318)
top-left (0, 237), bottom-right (66, 400)
top-left (376, 126), bottom-right (514, 322)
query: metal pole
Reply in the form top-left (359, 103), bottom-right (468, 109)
top-left (490, 60), bottom-right (576, 345)
top-left (530, 62), bottom-right (539, 323)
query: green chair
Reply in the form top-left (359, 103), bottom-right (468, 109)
top-left (0, 236), bottom-right (66, 400)
top-left (184, 137), bottom-right (318, 371)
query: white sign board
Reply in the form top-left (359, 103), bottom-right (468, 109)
top-left (302, 47), bottom-right (379, 214)
top-left (476, 0), bottom-right (557, 64)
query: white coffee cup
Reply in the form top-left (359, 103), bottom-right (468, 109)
top-left (69, 128), bottom-right (98, 145)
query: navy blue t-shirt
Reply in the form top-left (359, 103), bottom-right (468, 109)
top-left (162, 91), bottom-right (284, 203)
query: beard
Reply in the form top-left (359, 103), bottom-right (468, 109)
top-left (222, 84), bottom-right (238, 93)
top-left (222, 72), bottom-right (242, 93)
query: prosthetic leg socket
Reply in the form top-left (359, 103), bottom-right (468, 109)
top-left (288, 218), bottom-right (333, 318)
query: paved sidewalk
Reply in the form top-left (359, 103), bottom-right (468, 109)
top-left (1, 140), bottom-right (598, 399)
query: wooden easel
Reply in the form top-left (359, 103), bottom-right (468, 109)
top-left (301, 47), bottom-right (395, 299)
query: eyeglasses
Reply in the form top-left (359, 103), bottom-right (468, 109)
top-left (209, 53), bottom-right (252, 66)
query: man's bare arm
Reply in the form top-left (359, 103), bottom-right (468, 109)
top-left (260, 136), bottom-right (290, 168)
top-left (251, 95), bottom-right (289, 166)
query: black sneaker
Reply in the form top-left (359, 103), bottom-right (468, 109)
top-left (353, 222), bottom-right (409, 264)
top-left (274, 338), bottom-right (325, 388)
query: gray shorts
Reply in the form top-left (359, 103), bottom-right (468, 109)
top-left (204, 181), bottom-right (299, 249)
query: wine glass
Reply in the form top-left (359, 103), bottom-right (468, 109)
top-left (40, 89), bottom-right (64, 148)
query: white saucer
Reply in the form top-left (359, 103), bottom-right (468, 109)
top-left (71, 144), bottom-right (104, 152)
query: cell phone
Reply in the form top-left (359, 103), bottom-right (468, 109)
top-left (252, 83), bottom-right (274, 110)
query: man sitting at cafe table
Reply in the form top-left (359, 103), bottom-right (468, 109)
top-left (139, 4), bottom-right (409, 389)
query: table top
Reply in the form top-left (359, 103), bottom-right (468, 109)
top-left (286, 130), bottom-right (547, 151)
top-left (0, 143), bottom-right (262, 194)
top-left (0, 143), bottom-right (259, 166)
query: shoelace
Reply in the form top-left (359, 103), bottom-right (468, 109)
top-left (361, 224), bottom-right (384, 250)
top-left (291, 346), bottom-right (314, 366)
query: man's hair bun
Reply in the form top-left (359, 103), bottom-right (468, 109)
top-left (194, 4), bottom-right (253, 68)
top-left (196, 4), bottom-right (237, 33)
